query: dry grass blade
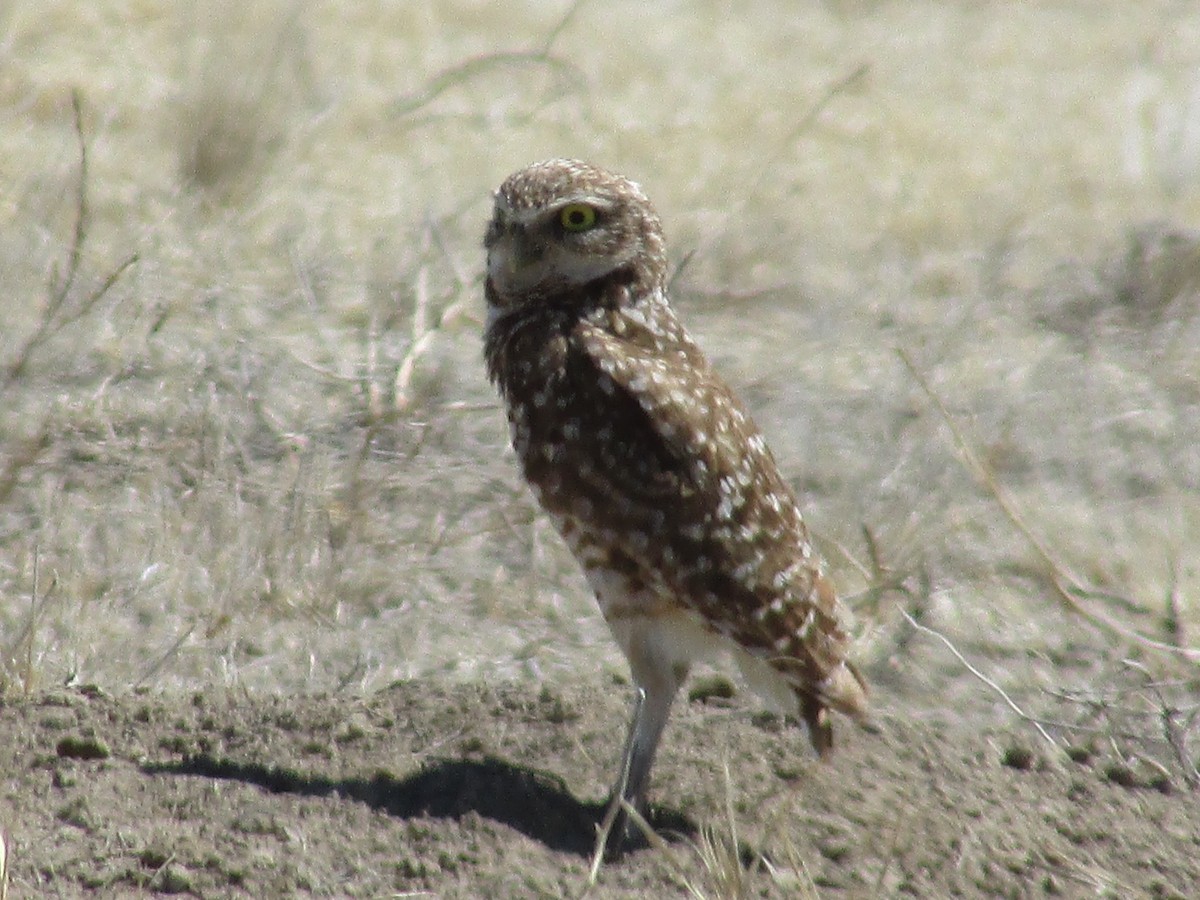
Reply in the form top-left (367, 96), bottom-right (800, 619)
top-left (591, 765), bottom-right (761, 900)
top-left (134, 621), bottom-right (200, 690)
top-left (898, 348), bottom-right (1200, 663)
top-left (393, 261), bottom-right (434, 413)
top-left (60, 89), bottom-right (88, 300)
top-left (760, 838), bottom-right (822, 900)
top-left (1163, 552), bottom-right (1189, 650)
top-left (0, 825), bottom-right (9, 900)
top-left (682, 62), bottom-right (870, 280)
top-left (1122, 659), bottom-right (1200, 789)
top-left (144, 852), bottom-right (179, 891)
top-left (584, 768), bottom-right (644, 889)
top-left (539, 0), bottom-right (589, 54)
top-left (584, 797), bottom-right (676, 895)
top-left (0, 426), bottom-right (49, 506)
top-left (1, 92), bottom-right (138, 395)
top-left (391, 224), bottom-right (474, 415)
top-left (390, 50), bottom-right (584, 117)
top-left (4, 90), bottom-right (85, 390)
top-left (585, 708), bottom-right (638, 890)
top-left (679, 761), bottom-right (755, 900)
top-left (752, 62), bottom-right (871, 192)
top-left (900, 611), bottom-right (1061, 752)
top-left (1, 546), bottom-right (57, 698)
top-left (3, 249), bottom-right (138, 391)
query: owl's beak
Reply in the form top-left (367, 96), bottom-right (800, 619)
top-left (487, 227), bottom-right (547, 294)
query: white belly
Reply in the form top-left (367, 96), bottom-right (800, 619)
top-left (585, 563), bottom-right (801, 718)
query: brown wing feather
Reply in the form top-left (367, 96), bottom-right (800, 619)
top-left (574, 316), bottom-right (866, 723)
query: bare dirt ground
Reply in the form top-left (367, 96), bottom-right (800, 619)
top-left (4, 677), bottom-right (1199, 899)
top-left (3, 1), bottom-right (1200, 896)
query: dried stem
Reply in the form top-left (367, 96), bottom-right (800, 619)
top-left (60, 89), bottom-right (89, 304)
top-left (1, 546), bottom-right (58, 697)
top-left (0, 825), bottom-right (9, 900)
top-left (390, 50), bottom-right (584, 118)
top-left (539, 0), bottom-right (589, 54)
top-left (2, 93), bottom-right (138, 394)
top-left (898, 347), bottom-right (1200, 663)
top-left (0, 426), bottom-right (51, 506)
top-left (393, 261), bottom-right (433, 412)
top-left (900, 610), bottom-right (1061, 751)
top-left (1122, 659), bottom-right (1200, 788)
top-left (676, 61), bottom-right (869, 291)
top-left (753, 62), bottom-right (870, 194)
top-left (392, 223), bottom-right (474, 414)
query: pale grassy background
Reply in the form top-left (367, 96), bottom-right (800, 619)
top-left (2, 1), bottom-right (1199, 715)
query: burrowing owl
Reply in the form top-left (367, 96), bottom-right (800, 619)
top-left (483, 159), bottom-right (867, 848)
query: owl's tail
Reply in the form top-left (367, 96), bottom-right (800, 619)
top-left (803, 660), bottom-right (869, 757)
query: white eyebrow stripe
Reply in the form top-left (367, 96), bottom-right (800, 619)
top-left (497, 194), bottom-right (616, 221)
top-left (556, 194), bottom-right (614, 209)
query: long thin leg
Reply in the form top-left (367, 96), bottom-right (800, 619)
top-left (595, 649), bottom-right (688, 859)
top-left (620, 667), bottom-right (682, 818)
top-left (590, 687), bottom-right (645, 873)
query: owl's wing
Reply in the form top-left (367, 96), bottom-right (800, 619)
top-left (575, 320), bottom-right (778, 497)
top-left (576, 319), bottom-right (868, 730)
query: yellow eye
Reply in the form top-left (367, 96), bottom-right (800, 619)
top-left (559, 203), bottom-right (598, 232)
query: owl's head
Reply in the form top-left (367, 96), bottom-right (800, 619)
top-left (484, 159), bottom-right (668, 310)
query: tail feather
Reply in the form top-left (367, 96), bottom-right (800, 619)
top-left (801, 694), bottom-right (835, 757)
top-left (820, 659), bottom-right (869, 719)
top-left (803, 661), bottom-right (869, 757)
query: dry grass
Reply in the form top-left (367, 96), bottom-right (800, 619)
top-left (583, 761), bottom-right (825, 899)
top-left (0, 825), bottom-right (9, 900)
top-left (2, 6), bottom-right (1200, 889)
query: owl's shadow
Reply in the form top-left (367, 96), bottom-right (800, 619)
top-left (143, 753), bottom-right (697, 857)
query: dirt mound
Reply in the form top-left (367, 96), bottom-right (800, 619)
top-left (2, 680), bottom-right (1197, 898)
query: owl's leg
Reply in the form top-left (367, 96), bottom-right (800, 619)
top-left (598, 644), bottom-right (688, 856)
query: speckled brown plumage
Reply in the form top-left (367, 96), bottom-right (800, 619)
top-left (483, 158), bottom-right (866, 847)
